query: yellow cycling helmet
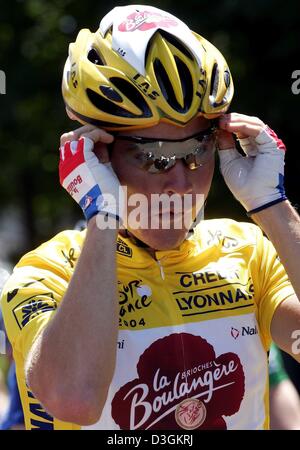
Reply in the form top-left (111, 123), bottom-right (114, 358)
top-left (62, 5), bottom-right (234, 130)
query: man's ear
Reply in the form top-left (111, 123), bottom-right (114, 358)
top-left (66, 108), bottom-right (86, 127)
top-left (66, 107), bottom-right (78, 121)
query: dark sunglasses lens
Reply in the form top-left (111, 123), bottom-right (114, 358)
top-left (147, 157), bottom-right (176, 173)
top-left (117, 128), bottom-right (216, 173)
top-left (184, 135), bottom-right (216, 169)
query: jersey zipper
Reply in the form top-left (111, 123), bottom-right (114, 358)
top-left (156, 259), bottom-right (166, 280)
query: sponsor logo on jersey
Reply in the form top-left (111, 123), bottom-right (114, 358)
top-left (222, 236), bottom-right (239, 249)
top-left (118, 339), bottom-right (125, 350)
top-left (111, 333), bottom-right (245, 429)
top-left (61, 248), bottom-right (77, 268)
top-left (231, 325), bottom-right (258, 339)
top-left (173, 269), bottom-right (254, 317)
top-left (27, 390), bottom-right (54, 430)
top-left (83, 195), bottom-right (93, 210)
top-left (117, 238), bottom-right (132, 258)
top-left (175, 398), bottom-right (206, 429)
top-left (7, 288), bottom-right (19, 303)
top-left (118, 279), bottom-right (152, 329)
top-left (173, 284), bottom-right (254, 317)
top-left (178, 268), bottom-right (241, 288)
top-left (13, 294), bottom-right (57, 329)
top-left (231, 327), bottom-right (240, 339)
top-left (6, 279), bottom-right (45, 303)
top-left (118, 11), bottom-right (178, 33)
top-left (206, 229), bottom-right (239, 249)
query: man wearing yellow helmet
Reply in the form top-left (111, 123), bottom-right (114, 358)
top-left (62, 5), bottom-right (233, 129)
top-left (1, 5), bottom-right (300, 430)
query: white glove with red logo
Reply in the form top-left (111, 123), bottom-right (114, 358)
top-left (218, 125), bottom-right (287, 215)
top-left (59, 137), bottom-right (124, 224)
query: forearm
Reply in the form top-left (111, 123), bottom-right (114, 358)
top-left (270, 380), bottom-right (300, 430)
top-left (253, 201), bottom-right (300, 362)
top-left (26, 216), bottom-right (119, 424)
top-left (252, 200), bottom-right (300, 298)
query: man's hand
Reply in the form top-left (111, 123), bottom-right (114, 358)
top-left (59, 125), bottom-right (124, 224)
top-left (217, 113), bottom-right (287, 215)
top-left (60, 125), bottom-right (113, 162)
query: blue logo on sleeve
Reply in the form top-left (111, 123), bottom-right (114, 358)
top-left (276, 173), bottom-right (285, 197)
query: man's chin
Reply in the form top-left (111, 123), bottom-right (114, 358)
top-left (127, 228), bottom-right (189, 251)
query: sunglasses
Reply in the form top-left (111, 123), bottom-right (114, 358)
top-left (113, 126), bottom-right (217, 173)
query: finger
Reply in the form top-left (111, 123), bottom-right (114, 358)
top-left (217, 130), bottom-right (236, 150)
top-left (60, 125), bottom-right (113, 146)
top-left (81, 128), bottom-right (114, 144)
top-left (60, 141), bottom-right (73, 161)
top-left (60, 125), bottom-right (96, 146)
top-left (59, 145), bottom-right (65, 162)
top-left (219, 121), bottom-right (263, 138)
top-left (238, 136), bottom-right (258, 157)
top-left (220, 113), bottom-right (264, 126)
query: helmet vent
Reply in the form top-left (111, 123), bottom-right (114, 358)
top-left (158, 30), bottom-right (194, 60)
top-left (210, 63), bottom-right (219, 97)
top-left (87, 79), bottom-right (152, 118)
top-left (100, 85), bottom-right (123, 103)
top-left (87, 89), bottom-right (132, 117)
top-left (87, 48), bottom-right (105, 65)
top-left (154, 58), bottom-right (178, 109)
top-left (174, 56), bottom-right (193, 110)
top-left (110, 77), bottom-right (152, 117)
top-left (154, 58), bottom-right (192, 113)
top-left (224, 69), bottom-right (231, 88)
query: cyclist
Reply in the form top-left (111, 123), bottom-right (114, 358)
top-left (1, 5), bottom-right (300, 430)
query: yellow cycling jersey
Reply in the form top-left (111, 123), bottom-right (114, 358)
top-left (0, 218), bottom-right (295, 430)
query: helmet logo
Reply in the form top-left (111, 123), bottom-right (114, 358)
top-left (118, 11), bottom-right (178, 32)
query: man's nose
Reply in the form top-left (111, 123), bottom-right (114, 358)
top-left (162, 159), bottom-right (193, 196)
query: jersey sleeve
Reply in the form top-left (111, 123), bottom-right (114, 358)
top-left (253, 226), bottom-right (295, 350)
top-left (0, 230), bottom-right (84, 362)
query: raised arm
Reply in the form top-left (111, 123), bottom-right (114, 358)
top-left (26, 126), bottom-right (122, 425)
top-left (253, 201), bottom-right (300, 362)
top-left (26, 220), bottom-right (118, 425)
top-left (218, 113), bottom-right (300, 362)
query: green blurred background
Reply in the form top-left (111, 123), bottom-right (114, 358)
top-left (0, 0), bottom-right (300, 264)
